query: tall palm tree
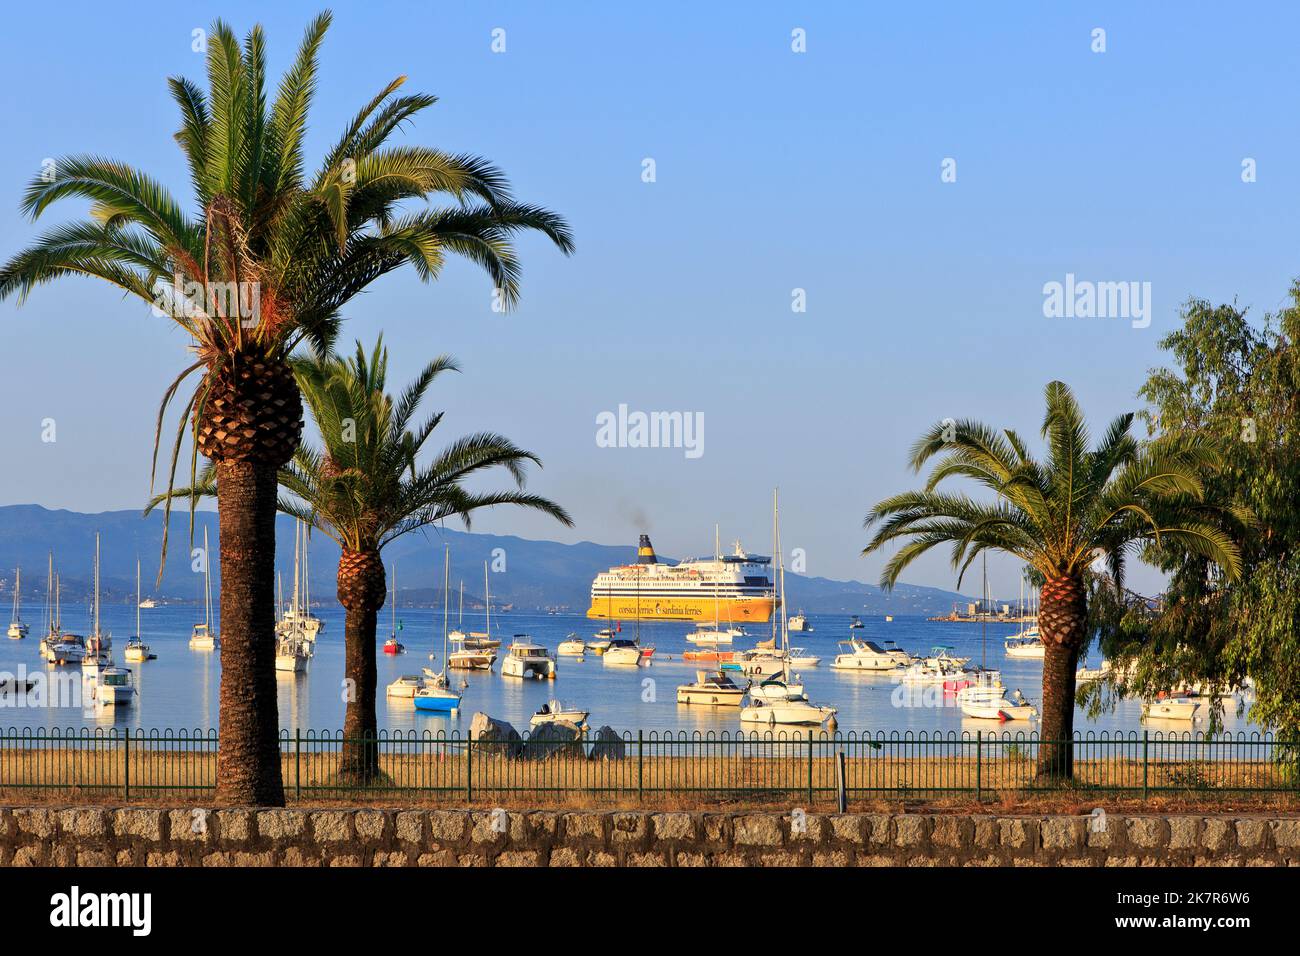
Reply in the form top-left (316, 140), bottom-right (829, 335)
top-left (0, 13), bottom-right (572, 804)
top-left (862, 381), bottom-right (1241, 779)
top-left (153, 337), bottom-right (572, 782)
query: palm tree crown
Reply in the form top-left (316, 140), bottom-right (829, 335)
top-left (863, 381), bottom-right (1240, 593)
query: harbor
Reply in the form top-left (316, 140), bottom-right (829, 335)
top-left (0, 603), bottom-right (1254, 738)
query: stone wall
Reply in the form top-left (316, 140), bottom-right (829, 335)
top-left (3, 807), bottom-right (1299, 866)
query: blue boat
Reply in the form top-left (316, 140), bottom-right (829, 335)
top-left (413, 685), bottom-right (461, 712)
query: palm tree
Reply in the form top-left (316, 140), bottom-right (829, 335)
top-left (0, 13), bottom-right (572, 804)
top-left (153, 337), bottom-right (572, 782)
top-left (862, 381), bottom-right (1241, 779)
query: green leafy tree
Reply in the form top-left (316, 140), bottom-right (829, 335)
top-left (1086, 292), bottom-right (1300, 743)
top-left (0, 13), bottom-right (572, 804)
top-left (863, 381), bottom-right (1242, 779)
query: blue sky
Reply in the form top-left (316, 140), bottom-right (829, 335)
top-left (0, 1), bottom-right (1295, 598)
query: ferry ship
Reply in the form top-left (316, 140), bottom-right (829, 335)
top-left (587, 535), bottom-right (777, 623)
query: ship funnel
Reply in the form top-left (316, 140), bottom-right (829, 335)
top-left (637, 534), bottom-right (657, 564)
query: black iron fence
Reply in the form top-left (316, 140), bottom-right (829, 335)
top-left (0, 727), bottom-right (1295, 801)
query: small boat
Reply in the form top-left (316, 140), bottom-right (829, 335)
top-left (529, 699), bottom-right (590, 728)
top-left (1076, 661), bottom-right (1110, 682)
top-left (685, 625), bottom-right (733, 646)
top-left (602, 638), bottom-right (645, 666)
top-left (275, 636), bottom-right (310, 673)
top-left (787, 612), bottom-right (812, 632)
top-left (557, 635), bottom-right (587, 656)
top-left (676, 669), bottom-right (748, 706)
top-left (95, 666), bottom-right (136, 706)
top-left (849, 615), bottom-right (865, 629)
top-left (447, 636), bottom-right (496, 670)
top-left (831, 638), bottom-right (902, 671)
top-left (501, 637), bottom-right (557, 679)
top-left (748, 675), bottom-right (808, 701)
top-left (386, 674), bottom-right (423, 698)
top-left (740, 696), bottom-right (836, 726)
top-left (922, 646), bottom-right (971, 668)
top-left (7, 567), bottom-right (28, 639)
top-left (1143, 696), bottom-right (1199, 720)
top-left (81, 536), bottom-right (113, 667)
top-left (123, 561), bottom-right (155, 662)
top-left (463, 634), bottom-right (502, 651)
top-left (957, 673), bottom-right (1035, 720)
top-left (587, 627), bottom-right (617, 654)
top-left (884, 615), bottom-right (893, 622)
top-left (413, 678), bottom-right (462, 713)
top-left (190, 528), bottom-right (219, 650)
top-left (682, 648), bottom-right (738, 662)
top-left (383, 636), bottom-right (405, 655)
top-left (46, 635), bottom-right (85, 665)
top-left (414, 548), bottom-right (464, 713)
top-left (122, 638), bottom-right (152, 663)
top-left (1004, 633), bottom-right (1046, 659)
top-left (137, 598), bottom-right (158, 609)
top-left (787, 648), bottom-right (821, 667)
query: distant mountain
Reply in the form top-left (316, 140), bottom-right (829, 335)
top-left (0, 504), bottom-right (975, 614)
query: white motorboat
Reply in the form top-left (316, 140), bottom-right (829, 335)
top-left (686, 625), bottom-right (733, 646)
top-left (95, 666), bottom-right (136, 706)
top-left (1076, 661), bottom-right (1111, 682)
top-left (190, 527), bottom-right (219, 650)
top-left (501, 637), bottom-right (557, 680)
top-left (748, 675), bottom-right (808, 701)
top-left (787, 648), bottom-right (821, 667)
top-left (740, 654), bottom-right (786, 677)
top-left (386, 674), bottom-right (423, 698)
top-left (831, 638), bottom-right (902, 671)
top-left (1143, 697), bottom-right (1200, 720)
top-left (957, 673), bottom-right (1036, 720)
top-left (676, 669), bottom-right (748, 706)
top-left (587, 629), bottom-right (616, 655)
top-left (557, 635), bottom-right (587, 656)
top-left (1004, 632), bottom-right (1046, 659)
top-left (900, 660), bottom-right (971, 684)
top-left (529, 700), bottom-right (590, 729)
top-left (922, 646), bottom-right (971, 668)
top-left (448, 635), bottom-right (496, 670)
top-left (137, 598), bottom-right (158, 609)
top-left (45, 634), bottom-right (85, 665)
top-left (7, 566), bottom-right (28, 639)
top-left (849, 615), bottom-right (864, 629)
top-left (740, 696), bottom-right (836, 726)
top-left (602, 638), bottom-right (645, 666)
top-left (787, 612), bottom-right (812, 632)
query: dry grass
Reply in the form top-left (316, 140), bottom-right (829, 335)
top-left (3, 742), bottom-right (1296, 812)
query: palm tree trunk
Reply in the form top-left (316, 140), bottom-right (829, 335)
top-left (215, 459), bottom-right (285, 805)
top-left (339, 604), bottom-right (380, 782)
top-left (1035, 571), bottom-right (1088, 781)
top-left (337, 548), bottom-right (386, 784)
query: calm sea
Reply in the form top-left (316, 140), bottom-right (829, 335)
top-left (0, 604), bottom-right (1254, 736)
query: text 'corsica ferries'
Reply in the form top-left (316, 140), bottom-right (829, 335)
top-left (587, 535), bottom-right (778, 623)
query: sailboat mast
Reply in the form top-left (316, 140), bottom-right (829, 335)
top-left (93, 532), bottom-right (100, 636)
top-left (484, 561), bottom-right (490, 636)
top-left (458, 581), bottom-right (463, 627)
top-left (136, 558), bottom-right (141, 638)
top-left (442, 547), bottom-right (451, 665)
top-left (203, 527), bottom-right (212, 629)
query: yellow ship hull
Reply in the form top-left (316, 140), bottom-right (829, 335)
top-left (587, 595), bottom-right (777, 623)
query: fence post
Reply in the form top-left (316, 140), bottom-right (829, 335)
top-left (975, 731), bottom-right (982, 802)
top-left (122, 729), bottom-right (130, 801)
top-left (807, 734), bottom-right (814, 804)
top-left (637, 730), bottom-right (644, 801)
top-left (294, 729), bottom-right (301, 800)
top-left (465, 737), bottom-right (473, 801)
top-left (1142, 730), bottom-right (1149, 800)
top-left (835, 750), bottom-right (847, 812)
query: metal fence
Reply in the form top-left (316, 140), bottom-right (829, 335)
top-left (1, 727), bottom-right (1296, 802)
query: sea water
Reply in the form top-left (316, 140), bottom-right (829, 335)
top-left (0, 604), bottom-right (1255, 737)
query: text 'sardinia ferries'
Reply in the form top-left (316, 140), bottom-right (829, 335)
top-left (587, 535), bottom-right (778, 623)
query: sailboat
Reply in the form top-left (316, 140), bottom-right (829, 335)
top-left (685, 526), bottom-right (735, 646)
top-left (448, 581), bottom-right (467, 642)
top-left (414, 547), bottom-right (462, 712)
top-left (123, 559), bottom-right (155, 662)
top-left (739, 491), bottom-right (837, 726)
top-left (189, 527), bottom-right (218, 650)
top-left (42, 560), bottom-right (85, 664)
top-left (463, 565), bottom-right (502, 651)
top-left (958, 555), bottom-right (1035, 721)
top-left (277, 519), bottom-right (324, 641)
top-left (7, 567), bottom-right (28, 639)
top-left (383, 564), bottom-right (405, 654)
top-left (82, 533), bottom-right (113, 669)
